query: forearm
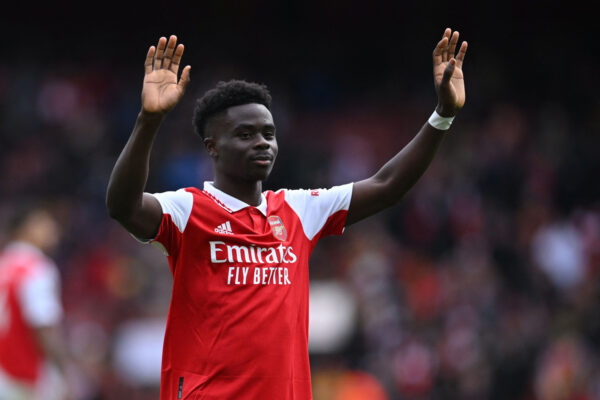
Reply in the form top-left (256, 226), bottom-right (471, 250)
top-left (106, 111), bottom-right (164, 220)
top-left (372, 122), bottom-right (445, 205)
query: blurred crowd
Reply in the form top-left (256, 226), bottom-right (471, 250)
top-left (1, 30), bottom-right (599, 399)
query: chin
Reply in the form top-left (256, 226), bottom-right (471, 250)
top-left (247, 170), bottom-right (272, 182)
top-left (257, 172), bottom-right (272, 182)
top-left (250, 165), bottom-right (274, 180)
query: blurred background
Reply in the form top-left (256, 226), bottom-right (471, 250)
top-left (1, 1), bottom-right (598, 399)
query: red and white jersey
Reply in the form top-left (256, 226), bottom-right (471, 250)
top-left (0, 242), bottom-right (63, 385)
top-left (148, 181), bottom-right (352, 400)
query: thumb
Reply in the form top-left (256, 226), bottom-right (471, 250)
top-left (441, 58), bottom-right (456, 86)
top-left (178, 65), bottom-right (191, 91)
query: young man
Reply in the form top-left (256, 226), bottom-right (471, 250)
top-left (0, 206), bottom-right (72, 400)
top-left (106, 28), bottom-right (467, 399)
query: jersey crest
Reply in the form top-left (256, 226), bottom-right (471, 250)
top-left (268, 216), bottom-right (287, 241)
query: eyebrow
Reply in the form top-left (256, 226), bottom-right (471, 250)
top-left (233, 122), bottom-right (276, 130)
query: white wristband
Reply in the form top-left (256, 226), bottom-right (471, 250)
top-left (428, 110), bottom-right (455, 131)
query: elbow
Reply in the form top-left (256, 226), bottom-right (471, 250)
top-left (106, 203), bottom-right (122, 222)
top-left (106, 207), bottom-right (121, 222)
top-left (105, 195), bottom-right (131, 223)
top-left (372, 175), bottom-right (409, 208)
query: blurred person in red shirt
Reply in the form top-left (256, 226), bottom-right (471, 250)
top-left (0, 204), bottom-right (74, 400)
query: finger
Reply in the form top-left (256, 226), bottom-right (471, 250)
top-left (448, 31), bottom-right (459, 59)
top-left (441, 28), bottom-right (451, 62)
top-left (162, 35), bottom-right (178, 70)
top-left (169, 44), bottom-right (185, 74)
top-left (154, 36), bottom-right (167, 69)
top-left (433, 37), bottom-right (448, 66)
top-left (144, 46), bottom-right (155, 74)
top-left (441, 58), bottom-right (456, 85)
top-left (455, 41), bottom-right (468, 69)
top-left (178, 65), bottom-right (191, 91)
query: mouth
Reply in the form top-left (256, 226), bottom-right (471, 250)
top-left (250, 154), bottom-right (274, 166)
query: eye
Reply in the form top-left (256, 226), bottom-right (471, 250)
top-left (263, 130), bottom-right (276, 139)
top-left (237, 131), bottom-right (252, 139)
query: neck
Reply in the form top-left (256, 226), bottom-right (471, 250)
top-left (212, 176), bottom-right (263, 206)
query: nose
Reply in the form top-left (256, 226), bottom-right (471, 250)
top-left (253, 134), bottom-right (270, 149)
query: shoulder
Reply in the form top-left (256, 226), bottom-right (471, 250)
top-left (278, 183), bottom-right (354, 207)
top-left (151, 187), bottom-right (210, 206)
top-left (266, 184), bottom-right (353, 240)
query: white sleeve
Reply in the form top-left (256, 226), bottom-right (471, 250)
top-left (132, 189), bottom-right (195, 244)
top-left (19, 263), bottom-right (63, 327)
top-left (284, 183), bottom-right (353, 240)
top-left (152, 189), bottom-right (194, 233)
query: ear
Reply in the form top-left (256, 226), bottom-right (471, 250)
top-left (203, 137), bottom-right (218, 158)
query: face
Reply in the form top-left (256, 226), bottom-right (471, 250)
top-left (21, 210), bottom-right (61, 254)
top-left (205, 103), bottom-right (278, 182)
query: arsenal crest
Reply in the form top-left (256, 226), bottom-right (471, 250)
top-left (268, 216), bottom-right (287, 241)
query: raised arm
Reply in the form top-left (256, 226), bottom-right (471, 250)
top-left (346, 28), bottom-right (468, 226)
top-left (106, 35), bottom-right (191, 239)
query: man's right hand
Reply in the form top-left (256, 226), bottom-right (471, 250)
top-left (142, 35), bottom-right (191, 115)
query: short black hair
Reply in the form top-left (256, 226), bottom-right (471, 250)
top-left (192, 79), bottom-right (272, 139)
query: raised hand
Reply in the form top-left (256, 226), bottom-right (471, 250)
top-left (142, 35), bottom-right (191, 115)
top-left (433, 28), bottom-right (468, 117)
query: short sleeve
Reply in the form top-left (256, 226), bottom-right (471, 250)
top-left (284, 183), bottom-right (353, 242)
top-left (19, 263), bottom-right (63, 327)
top-left (147, 189), bottom-right (194, 256)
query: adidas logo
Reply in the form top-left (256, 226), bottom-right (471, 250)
top-left (214, 221), bottom-right (234, 235)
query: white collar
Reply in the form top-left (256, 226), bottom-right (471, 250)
top-left (203, 181), bottom-right (268, 216)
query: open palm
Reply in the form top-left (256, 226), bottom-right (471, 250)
top-left (433, 29), bottom-right (468, 116)
top-left (142, 35), bottom-right (191, 115)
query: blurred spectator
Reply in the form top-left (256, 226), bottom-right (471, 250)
top-left (534, 335), bottom-right (593, 400)
top-left (308, 281), bottom-right (357, 354)
top-left (0, 204), bottom-right (75, 399)
top-left (532, 219), bottom-right (585, 292)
